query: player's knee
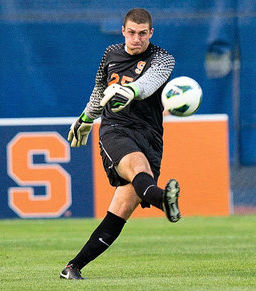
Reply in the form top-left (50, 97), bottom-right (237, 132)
top-left (132, 165), bottom-right (153, 180)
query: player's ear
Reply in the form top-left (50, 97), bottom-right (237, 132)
top-left (122, 25), bottom-right (125, 36)
top-left (149, 27), bottom-right (154, 39)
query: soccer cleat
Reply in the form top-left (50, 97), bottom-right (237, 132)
top-left (60, 264), bottom-right (85, 280)
top-left (162, 179), bottom-right (181, 223)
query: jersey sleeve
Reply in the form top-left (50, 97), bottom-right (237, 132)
top-left (83, 50), bottom-right (108, 120)
top-left (130, 49), bottom-right (175, 99)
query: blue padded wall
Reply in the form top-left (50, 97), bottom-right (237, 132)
top-left (0, 0), bottom-right (256, 165)
top-left (237, 1), bottom-right (256, 165)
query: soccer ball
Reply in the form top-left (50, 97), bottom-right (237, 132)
top-left (161, 76), bottom-right (202, 117)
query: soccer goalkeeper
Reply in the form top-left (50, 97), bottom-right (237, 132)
top-left (60, 8), bottom-right (180, 280)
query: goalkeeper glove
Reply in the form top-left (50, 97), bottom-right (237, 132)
top-left (67, 112), bottom-right (93, 147)
top-left (100, 83), bottom-right (138, 112)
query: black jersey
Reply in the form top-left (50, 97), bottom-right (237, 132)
top-left (84, 43), bottom-right (175, 142)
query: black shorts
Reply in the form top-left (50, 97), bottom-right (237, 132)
top-left (99, 126), bottom-right (163, 188)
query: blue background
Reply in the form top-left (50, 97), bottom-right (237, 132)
top-left (1, 0), bottom-right (256, 165)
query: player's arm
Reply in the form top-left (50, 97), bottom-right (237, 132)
top-left (68, 50), bottom-right (108, 147)
top-left (128, 51), bottom-right (175, 100)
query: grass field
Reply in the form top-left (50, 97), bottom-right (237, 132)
top-left (1, 215), bottom-right (256, 291)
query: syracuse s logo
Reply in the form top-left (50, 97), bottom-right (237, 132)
top-left (135, 61), bottom-right (146, 74)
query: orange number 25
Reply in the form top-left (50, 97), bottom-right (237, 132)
top-left (108, 73), bottom-right (134, 86)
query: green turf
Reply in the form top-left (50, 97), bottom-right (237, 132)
top-left (1, 215), bottom-right (256, 291)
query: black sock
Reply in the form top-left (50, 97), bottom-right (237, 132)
top-left (68, 211), bottom-right (126, 270)
top-left (132, 172), bottom-right (163, 210)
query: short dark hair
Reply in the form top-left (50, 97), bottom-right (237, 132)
top-left (124, 8), bottom-right (152, 29)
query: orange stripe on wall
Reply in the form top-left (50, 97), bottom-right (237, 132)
top-left (93, 116), bottom-right (230, 219)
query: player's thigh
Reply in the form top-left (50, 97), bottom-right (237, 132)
top-left (115, 151), bottom-right (153, 182)
top-left (108, 183), bottom-right (141, 220)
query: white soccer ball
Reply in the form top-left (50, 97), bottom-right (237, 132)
top-left (161, 76), bottom-right (202, 117)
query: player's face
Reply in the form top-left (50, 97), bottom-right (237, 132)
top-left (122, 20), bottom-right (153, 55)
